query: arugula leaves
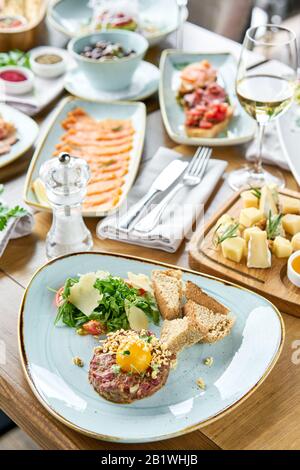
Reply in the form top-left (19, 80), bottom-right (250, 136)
top-left (54, 274), bottom-right (160, 332)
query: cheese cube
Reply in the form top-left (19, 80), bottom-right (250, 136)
top-left (215, 214), bottom-right (234, 233)
top-left (239, 207), bottom-right (264, 228)
top-left (221, 237), bottom-right (246, 263)
top-left (243, 226), bottom-right (262, 256)
top-left (282, 214), bottom-right (300, 236)
top-left (272, 236), bottom-right (293, 258)
top-left (280, 196), bottom-right (300, 215)
top-left (259, 185), bottom-right (278, 217)
top-left (247, 231), bottom-right (271, 268)
top-left (291, 233), bottom-right (300, 252)
top-left (243, 226), bottom-right (262, 243)
top-left (241, 190), bottom-right (259, 209)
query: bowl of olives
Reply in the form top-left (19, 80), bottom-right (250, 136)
top-left (68, 30), bottom-right (148, 92)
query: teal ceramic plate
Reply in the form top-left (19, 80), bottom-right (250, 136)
top-left (277, 102), bottom-right (300, 186)
top-left (23, 96), bottom-right (146, 217)
top-left (0, 104), bottom-right (38, 169)
top-left (19, 252), bottom-right (284, 443)
top-left (48, 0), bottom-right (187, 47)
top-left (159, 50), bottom-right (256, 147)
top-left (64, 61), bottom-right (159, 102)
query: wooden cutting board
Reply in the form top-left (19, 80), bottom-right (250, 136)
top-left (189, 188), bottom-right (300, 317)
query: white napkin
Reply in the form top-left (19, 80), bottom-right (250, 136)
top-left (97, 147), bottom-right (227, 252)
top-left (0, 210), bottom-right (34, 257)
top-left (245, 122), bottom-right (289, 170)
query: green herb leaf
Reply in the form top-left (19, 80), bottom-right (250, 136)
top-left (122, 350), bottom-right (130, 356)
top-left (213, 223), bottom-right (240, 247)
top-left (266, 211), bottom-right (283, 240)
top-left (112, 125), bottom-right (123, 132)
top-left (250, 187), bottom-right (262, 199)
top-left (0, 204), bottom-right (28, 231)
top-left (111, 364), bottom-right (121, 374)
top-left (0, 50), bottom-right (30, 69)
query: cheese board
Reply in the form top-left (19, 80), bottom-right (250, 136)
top-left (189, 187), bottom-right (300, 317)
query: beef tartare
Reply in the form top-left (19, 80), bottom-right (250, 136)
top-left (89, 329), bottom-right (173, 404)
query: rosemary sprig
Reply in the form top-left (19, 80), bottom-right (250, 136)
top-left (250, 187), bottom-right (262, 199)
top-left (213, 223), bottom-right (240, 247)
top-left (266, 211), bottom-right (283, 240)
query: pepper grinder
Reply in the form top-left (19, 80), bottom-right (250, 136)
top-left (40, 152), bottom-right (93, 259)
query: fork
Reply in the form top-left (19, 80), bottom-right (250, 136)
top-left (134, 146), bottom-right (212, 233)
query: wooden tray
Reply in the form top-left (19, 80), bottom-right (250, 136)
top-left (189, 188), bottom-right (300, 317)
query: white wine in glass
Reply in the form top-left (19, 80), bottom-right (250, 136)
top-left (228, 25), bottom-right (298, 190)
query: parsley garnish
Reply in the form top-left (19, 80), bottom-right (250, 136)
top-left (0, 186), bottom-right (28, 231)
top-left (122, 350), bottom-right (130, 356)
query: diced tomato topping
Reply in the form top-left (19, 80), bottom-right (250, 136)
top-left (138, 288), bottom-right (146, 296)
top-left (82, 320), bottom-right (105, 336)
top-left (55, 287), bottom-right (64, 307)
top-left (199, 120), bottom-right (213, 129)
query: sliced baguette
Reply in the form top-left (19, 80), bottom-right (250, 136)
top-left (160, 315), bottom-right (208, 354)
top-left (185, 281), bottom-right (230, 315)
top-left (152, 270), bottom-right (183, 320)
top-left (185, 109), bottom-right (233, 139)
top-left (183, 300), bottom-right (235, 344)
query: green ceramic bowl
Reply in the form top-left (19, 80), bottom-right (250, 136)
top-left (68, 30), bottom-right (148, 92)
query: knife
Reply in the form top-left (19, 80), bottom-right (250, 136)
top-left (118, 159), bottom-right (188, 231)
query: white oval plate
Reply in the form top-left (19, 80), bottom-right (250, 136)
top-left (0, 104), bottom-right (38, 168)
top-left (64, 61), bottom-right (159, 102)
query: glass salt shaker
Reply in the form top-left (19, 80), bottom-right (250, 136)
top-left (40, 152), bottom-right (93, 259)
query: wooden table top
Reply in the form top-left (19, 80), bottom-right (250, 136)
top-left (0, 21), bottom-right (300, 451)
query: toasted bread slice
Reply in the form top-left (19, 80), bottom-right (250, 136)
top-left (152, 270), bottom-right (183, 320)
top-left (184, 300), bottom-right (235, 344)
top-left (185, 111), bottom-right (233, 139)
top-left (185, 281), bottom-right (230, 315)
top-left (162, 269), bottom-right (182, 281)
top-left (160, 315), bottom-right (208, 354)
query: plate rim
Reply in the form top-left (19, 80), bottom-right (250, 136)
top-left (159, 49), bottom-right (256, 147)
top-left (0, 104), bottom-right (39, 169)
top-left (23, 96), bottom-right (146, 217)
top-left (18, 250), bottom-right (285, 443)
top-left (47, 0), bottom-right (187, 42)
top-left (64, 60), bottom-right (160, 102)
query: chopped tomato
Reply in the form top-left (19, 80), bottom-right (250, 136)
top-left (55, 287), bottom-right (64, 307)
top-left (199, 120), bottom-right (213, 129)
top-left (82, 320), bottom-right (105, 336)
top-left (138, 288), bottom-right (147, 296)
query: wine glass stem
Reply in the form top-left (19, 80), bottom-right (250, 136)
top-left (177, 7), bottom-right (183, 49)
top-left (254, 123), bottom-right (266, 174)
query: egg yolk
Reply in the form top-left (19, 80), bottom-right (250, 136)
top-left (116, 341), bottom-right (152, 374)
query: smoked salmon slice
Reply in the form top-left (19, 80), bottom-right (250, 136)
top-left (52, 107), bottom-right (135, 212)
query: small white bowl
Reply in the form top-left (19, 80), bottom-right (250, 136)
top-left (30, 47), bottom-right (66, 79)
top-left (0, 66), bottom-right (34, 95)
top-left (287, 250), bottom-right (300, 288)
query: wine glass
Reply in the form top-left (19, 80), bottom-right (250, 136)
top-left (228, 25), bottom-right (298, 190)
top-left (176, 0), bottom-right (188, 49)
